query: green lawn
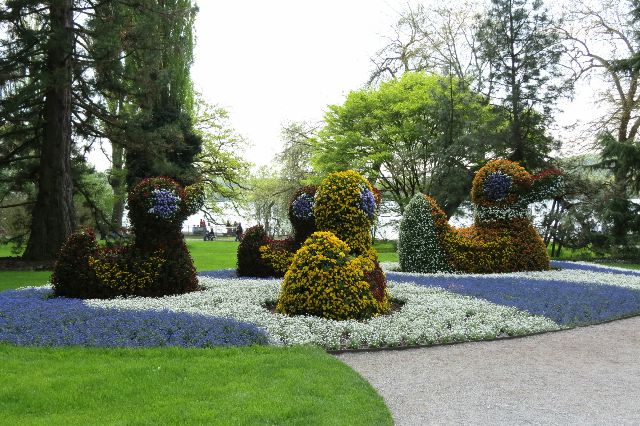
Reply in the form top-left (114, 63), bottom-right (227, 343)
top-left (0, 271), bottom-right (51, 292)
top-left (0, 344), bottom-right (392, 425)
top-left (0, 239), bottom-right (393, 425)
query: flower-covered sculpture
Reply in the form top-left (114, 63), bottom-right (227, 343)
top-left (288, 185), bottom-right (317, 248)
top-left (314, 170), bottom-right (378, 255)
top-left (399, 159), bottom-right (562, 273)
top-left (52, 177), bottom-right (203, 298)
top-left (276, 170), bottom-right (390, 320)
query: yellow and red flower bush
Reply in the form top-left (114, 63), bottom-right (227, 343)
top-left (52, 177), bottom-right (202, 298)
top-left (314, 170), bottom-right (376, 255)
top-left (399, 159), bottom-right (562, 273)
top-left (276, 232), bottom-right (389, 320)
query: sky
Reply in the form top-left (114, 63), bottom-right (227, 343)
top-left (88, 0), bottom-right (600, 171)
top-left (189, 0), bottom-right (403, 166)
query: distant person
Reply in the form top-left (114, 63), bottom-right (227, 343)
top-left (235, 223), bottom-right (243, 241)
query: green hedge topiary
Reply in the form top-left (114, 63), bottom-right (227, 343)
top-left (398, 194), bottom-right (451, 273)
top-left (276, 231), bottom-right (389, 320)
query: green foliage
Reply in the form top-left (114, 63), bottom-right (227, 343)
top-left (399, 194), bottom-right (451, 273)
top-left (0, 344), bottom-right (392, 425)
top-left (277, 232), bottom-right (389, 320)
top-left (314, 72), bottom-right (507, 215)
top-left (236, 225), bottom-right (277, 277)
top-left (193, 99), bottom-right (251, 215)
top-left (314, 170), bottom-right (375, 255)
top-left (476, 0), bottom-right (567, 169)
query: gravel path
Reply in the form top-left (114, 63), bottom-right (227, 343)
top-left (336, 316), bottom-right (640, 425)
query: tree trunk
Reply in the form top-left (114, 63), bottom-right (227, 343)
top-left (23, 0), bottom-right (75, 261)
top-left (110, 140), bottom-right (126, 229)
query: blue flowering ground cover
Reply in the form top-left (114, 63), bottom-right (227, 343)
top-left (0, 286), bottom-right (268, 348)
top-left (3, 261), bottom-right (640, 350)
top-left (386, 268), bottom-right (640, 326)
top-left (551, 260), bottom-right (640, 277)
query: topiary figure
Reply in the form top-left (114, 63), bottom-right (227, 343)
top-left (276, 231), bottom-right (389, 320)
top-left (314, 170), bottom-right (377, 255)
top-left (399, 159), bottom-right (562, 273)
top-left (288, 185), bottom-right (317, 248)
top-left (53, 177), bottom-right (203, 298)
top-left (237, 225), bottom-right (278, 277)
top-left (51, 229), bottom-right (112, 299)
top-left (399, 194), bottom-right (452, 273)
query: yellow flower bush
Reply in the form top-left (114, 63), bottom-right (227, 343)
top-left (277, 232), bottom-right (390, 320)
top-left (88, 249), bottom-right (166, 293)
top-left (259, 244), bottom-right (295, 276)
top-left (314, 170), bottom-right (375, 255)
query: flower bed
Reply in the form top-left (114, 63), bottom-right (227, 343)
top-left (0, 287), bottom-right (267, 348)
top-left (2, 263), bottom-right (639, 350)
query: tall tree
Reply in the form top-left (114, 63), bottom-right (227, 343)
top-left (370, 1), bottom-right (491, 94)
top-left (476, 0), bottom-right (568, 169)
top-left (123, 0), bottom-right (201, 188)
top-left (1, 0), bottom-right (201, 258)
top-left (0, 0), bottom-right (76, 260)
top-left (561, 0), bottom-right (640, 251)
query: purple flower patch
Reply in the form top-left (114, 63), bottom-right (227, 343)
top-left (483, 171), bottom-right (512, 201)
top-left (148, 188), bottom-right (180, 219)
top-left (0, 287), bottom-right (268, 348)
top-left (359, 187), bottom-right (376, 218)
top-left (291, 193), bottom-right (315, 220)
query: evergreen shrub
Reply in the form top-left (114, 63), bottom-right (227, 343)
top-left (398, 194), bottom-right (451, 273)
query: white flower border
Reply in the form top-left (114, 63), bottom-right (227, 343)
top-left (82, 275), bottom-right (560, 350)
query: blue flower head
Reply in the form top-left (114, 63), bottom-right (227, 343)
top-left (148, 188), bottom-right (180, 219)
top-left (483, 172), bottom-right (512, 202)
top-left (292, 193), bottom-right (314, 220)
top-left (359, 186), bottom-right (376, 218)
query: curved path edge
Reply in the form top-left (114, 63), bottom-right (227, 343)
top-left (336, 316), bottom-right (640, 425)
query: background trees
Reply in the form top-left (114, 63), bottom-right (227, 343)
top-left (477, 0), bottom-right (569, 169)
top-left (0, 0), bottom-right (203, 260)
top-left (314, 72), bottom-right (507, 216)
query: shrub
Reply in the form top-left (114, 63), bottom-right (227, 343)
top-left (445, 218), bottom-right (550, 273)
top-left (288, 185), bottom-right (317, 248)
top-left (400, 159), bottom-right (558, 274)
top-left (53, 177), bottom-right (202, 298)
top-left (52, 229), bottom-right (111, 299)
top-left (259, 237), bottom-right (296, 277)
top-left (277, 231), bottom-right (389, 320)
top-left (399, 194), bottom-right (452, 273)
top-left (237, 225), bottom-right (278, 277)
top-left (314, 170), bottom-right (376, 255)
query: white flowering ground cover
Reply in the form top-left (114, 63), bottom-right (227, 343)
top-left (84, 277), bottom-right (560, 350)
top-left (3, 262), bottom-right (640, 351)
